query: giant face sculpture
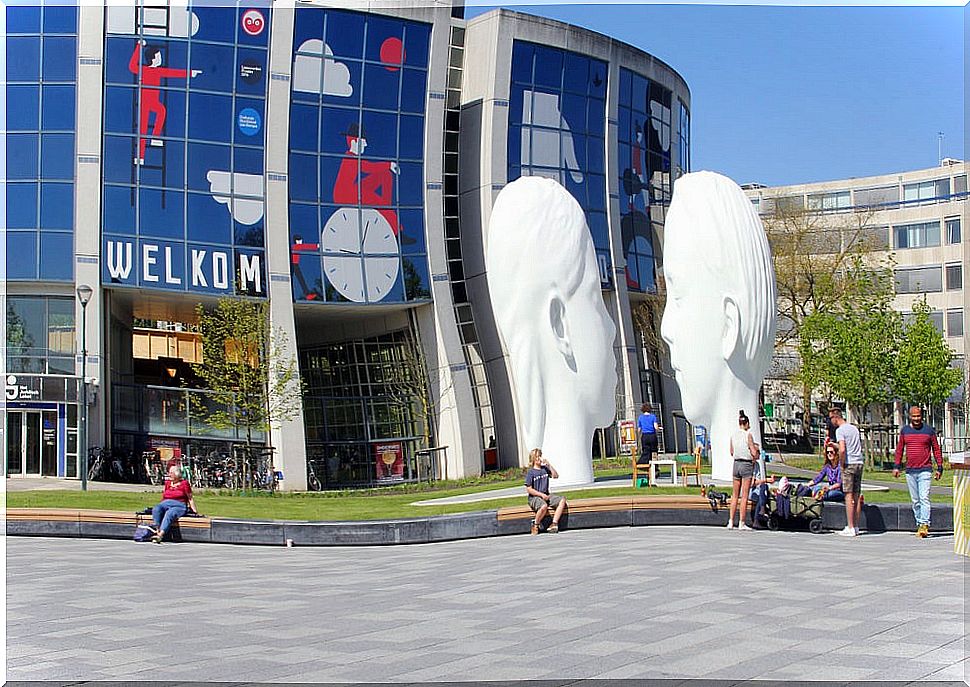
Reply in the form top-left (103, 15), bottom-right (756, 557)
top-left (487, 177), bottom-right (617, 485)
top-left (661, 171), bottom-right (777, 481)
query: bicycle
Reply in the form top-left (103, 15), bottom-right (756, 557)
top-left (87, 446), bottom-right (106, 481)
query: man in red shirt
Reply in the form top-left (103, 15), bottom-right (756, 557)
top-left (151, 463), bottom-right (198, 543)
top-left (893, 406), bottom-right (944, 538)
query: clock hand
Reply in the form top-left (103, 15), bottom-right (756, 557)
top-left (362, 219), bottom-right (371, 248)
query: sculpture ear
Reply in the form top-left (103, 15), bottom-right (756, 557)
top-left (721, 296), bottom-right (741, 361)
top-left (549, 295), bottom-right (577, 372)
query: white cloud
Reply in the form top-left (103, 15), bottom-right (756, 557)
top-left (292, 40), bottom-right (353, 97)
top-left (106, 5), bottom-right (199, 37)
top-left (206, 171), bottom-right (264, 226)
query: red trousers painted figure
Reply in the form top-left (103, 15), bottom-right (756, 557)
top-left (129, 42), bottom-right (190, 162)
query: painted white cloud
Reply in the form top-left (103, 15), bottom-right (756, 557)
top-left (292, 40), bottom-right (353, 97)
top-left (106, 5), bottom-right (199, 37)
top-left (521, 90), bottom-right (584, 184)
top-left (206, 171), bottom-right (265, 226)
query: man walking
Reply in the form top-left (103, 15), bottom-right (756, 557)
top-left (830, 408), bottom-right (864, 536)
top-left (893, 406), bottom-right (944, 538)
top-left (637, 403), bottom-right (661, 468)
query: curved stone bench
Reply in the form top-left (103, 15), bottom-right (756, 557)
top-left (4, 497), bottom-right (953, 546)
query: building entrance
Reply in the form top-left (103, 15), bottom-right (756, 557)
top-left (6, 410), bottom-right (58, 477)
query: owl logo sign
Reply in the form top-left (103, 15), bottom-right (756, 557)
top-left (241, 9), bottom-right (265, 36)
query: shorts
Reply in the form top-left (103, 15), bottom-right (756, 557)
top-left (733, 459), bottom-right (755, 480)
top-left (843, 463), bottom-right (864, 494)
top-left (529, 494), bottom-right (564, 512)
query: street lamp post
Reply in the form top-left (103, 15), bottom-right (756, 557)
top-left (76, 284), bottom-right (93, 491)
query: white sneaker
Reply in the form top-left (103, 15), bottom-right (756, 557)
top-left (838, 526), bottom-right (856, 537)
top-left (738, 523), bottom-right (752, 531)
top-left (725, 522), bottom-right (735, 529)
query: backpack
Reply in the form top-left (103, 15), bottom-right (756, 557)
top-left (133, 523), bottom-right (157, 542)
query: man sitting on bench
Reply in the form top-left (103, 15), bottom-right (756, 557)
top-left (525, 448), bottom-right (566, 535)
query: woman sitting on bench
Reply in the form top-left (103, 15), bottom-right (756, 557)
top-left (151, 463), bottom-right (197, 544)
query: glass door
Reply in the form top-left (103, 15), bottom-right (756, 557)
top-left (7, 411), bottom-right (24, 475)
top-left (24, 412), bottom-right (42, 475)
top-left (42, 410), bottom-right (58, 476)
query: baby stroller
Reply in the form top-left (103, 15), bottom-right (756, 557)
top-left (763, 488), bottom-right (825, 534)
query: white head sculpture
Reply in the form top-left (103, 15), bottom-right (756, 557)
top-left (660, 171), bottom-right (776, 481)
top-left (487, 177), bottom-right (618, 485)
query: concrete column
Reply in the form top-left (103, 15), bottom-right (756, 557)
top-left (264, 7), bottom-right (307, 491)
top-left (75, 5), bottom-right (107, 449)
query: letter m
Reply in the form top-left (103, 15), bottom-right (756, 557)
top-left (239, 253), bottom-right (262, 295)
top-left (106, 241), bottom-right (133, 281)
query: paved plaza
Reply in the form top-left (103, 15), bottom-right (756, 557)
top-left (7, 527), bottom-right (967, 683)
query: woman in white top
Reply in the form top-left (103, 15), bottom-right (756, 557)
top-left (727, 409), bottom-right (759, 530)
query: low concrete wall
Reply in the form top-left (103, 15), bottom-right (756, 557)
top-left (5, 502), bottom-right (954, 546)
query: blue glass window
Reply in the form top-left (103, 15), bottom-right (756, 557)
top-left (40, 183), bottom-right (74, 230)
top-left (39, 232), bottom-right (74, 280)
top-left (7, 183), bottom-right (39, 229)
top-left (41, 85), bottom-right (76, 130)
top-left (193, 7), bottom-right (236, 44)
top-left (7, 37), bottom-right (40, 81)
top-left (103, 86), bottom-right (138, 134)
top-left (7, 85), bottom-right (40, 130)
top-left (40, 133), bottom-right (74, 179)
top-left (188, 93), bottom-right (233, 143)
top-left (139, 140), bottom-right (185, 190)
top-left (290, 8), bottom-right (428, 305)
top-left (7, 233), bottom-right (38, 280)
top-left (138, 189), bottom-right (185, 240)
top-left (7, 6), bottom-right (41, 33)
top-left (43, 6), bottom-right (77, 34)
top-left (187, 142), bottom-right (231, 192)
top-left (190, 43), bottom-right (236, 93)
top-left (103, 186), bottom-right (137, 236)
top-left (236, 49), bottom-right (267, 96)
top-left (42, 37), bottom-right (77, 81)
top-left (7, 134), bottom-right (39, 179)
top-left (186, 192), bottom-right (232, 246)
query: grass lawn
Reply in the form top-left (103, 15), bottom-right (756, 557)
top-left (5, 480), bottom-right (946, 521)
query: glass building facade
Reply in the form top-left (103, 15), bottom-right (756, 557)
top-left (4, 2), bottom-right (691, 488)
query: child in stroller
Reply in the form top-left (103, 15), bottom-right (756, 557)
top-left (763, 476), bottom-right (825, 533)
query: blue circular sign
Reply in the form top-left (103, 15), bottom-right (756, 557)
top-left (238, 107), bottom-right (261, 136)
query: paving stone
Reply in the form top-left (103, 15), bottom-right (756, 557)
top-left (6, 529), bottom-right (965, 682)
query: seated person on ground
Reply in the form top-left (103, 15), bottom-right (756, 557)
top-left (808, 446), bottom-right (844, 501)
top-left (151, 463), bottom-right (197, 543)
top-left (525, 448), bottom-right (566, 535)
top-left (749, 452), bottom-right (776, 528)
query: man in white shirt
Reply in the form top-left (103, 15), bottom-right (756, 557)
top-left (830, 408), bottom-right (864, 537)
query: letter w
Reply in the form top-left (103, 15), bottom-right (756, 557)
top-left (107, 241), bottom-right (133, 280)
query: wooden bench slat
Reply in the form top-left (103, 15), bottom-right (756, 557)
top-left (5, 508), bottom-right (210, 528)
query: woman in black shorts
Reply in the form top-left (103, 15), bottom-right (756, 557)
top-left (727, 409), bottom-right (758, 530)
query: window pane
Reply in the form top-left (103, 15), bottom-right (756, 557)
top-left (47, 298), bottom-right (76, 356)
top-left (39, 232), bottom-right (74, 281)
top-left (40, 182), bottom-right (74, 230)
top-left (7, 133), bottom-right (39, 179)
top-left (7, 85), bottom-right (40, 130)
top-left (7, 6), bottom-right (41, 33)
top-left (6, 233), bottom-right (39, 279)
top-left (40, 133), bottom-right (74, 179)
top-left (43, 6), bottom-right (77, 33)
top-left (7, 182), bottom-right (39, 228)
top-left (7, 297), bottom-right (47, 358)
top-left (947, 218), bottom-right (961, 244)
top-left (955, 175), bottom-right (968, 195)
top-left (948, 310), bottom-right (964, 338)
top-left (7, 37), bottom-right (41, 81)
top-left (42, 37), bottom-right (77, 81)
top-left (946, 264), bottom-right (963, 291)
top-left (41, 85), bottom-right (76, 130)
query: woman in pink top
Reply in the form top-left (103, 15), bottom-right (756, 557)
top-left (151, 464), bottom-right (197, 544)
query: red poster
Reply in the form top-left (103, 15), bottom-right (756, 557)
top-left (374, 442), bottom-right (404, 481)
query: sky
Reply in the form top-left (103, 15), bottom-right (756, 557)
top-left (465, 3), bottom-right (965, 188)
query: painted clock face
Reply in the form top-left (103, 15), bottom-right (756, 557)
top-left (321, 208), bottom-right (400, 303)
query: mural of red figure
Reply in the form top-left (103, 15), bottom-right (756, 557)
top-left (129, 39), bottom-right (201, 164)
top-left (332, 123), bottom-right (401, 234)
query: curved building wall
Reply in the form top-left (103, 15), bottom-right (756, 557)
top-left (4, 1), bottom-right (690, 485)
top-left (459, 10), bottom-right (691, 467)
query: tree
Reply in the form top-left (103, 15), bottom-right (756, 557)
top-left (191, 299), bottom-right (303, 453)
top-left (796, 256), bottom-right (901, 420)
top-left (893, 298), bottom-right (963, 409)
top-left (764, 202), bottom-right (886, 437)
